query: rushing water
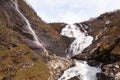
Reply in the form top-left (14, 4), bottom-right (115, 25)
top-left (13, 0), bottom-right (48, 54)
top-left (59, 24), bottom-right (101, 80)
top-left (58, 60), bottom-right (101, 80)
top-left (61, 24), bottom-right (93, 58)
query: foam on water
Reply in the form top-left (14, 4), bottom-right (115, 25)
top-left (58, 60), bottom-right (101, 80)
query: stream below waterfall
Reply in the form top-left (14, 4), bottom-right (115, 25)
top-left (58, 24), bottom-right (101, 80)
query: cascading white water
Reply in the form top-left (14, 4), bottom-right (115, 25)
top-left (59, 24), bottom-right (101, 80)
top-left (58, 60), bottom-right (101, 80)
top-left (13, 0), bottom-right (48, 54)
top-left (61, 24), bottom-right (93, 58)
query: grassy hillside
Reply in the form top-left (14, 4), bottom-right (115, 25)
top-left (0, 0), bottom-right (50, 80)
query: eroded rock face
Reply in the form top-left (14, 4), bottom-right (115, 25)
top-left (1, 0), bottom-right (120, 80)
top-left (0, 0), bottom-right (73, 79)
top-left (47, 54), bottom-right (74, 80)
top-left (0, 0), bottom-right (68, 57)
top-left (0, 0), bottom-right (63, 79)
top-left (71, 10), bottom-right (120, 80)
top-left (115, 72), bottom-right (120, 80)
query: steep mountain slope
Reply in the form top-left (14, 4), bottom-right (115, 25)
top-left (0, 0), bottom-right (120, 80)
top-left (0, 0), bottom-right (69, 57)
top-left (0, 0), bottom-right (74, 79)
top-left (72, 10), bottom-right (120, 80)
top-left (0, 0), bottom-right (50, 80)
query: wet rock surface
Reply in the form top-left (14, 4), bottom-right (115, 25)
top-left (0, 0), bottom-right (120, 80)
top-left (69, 76), bottom-right (80, 80)
top-left (71, 10), bottom-right (120, 80)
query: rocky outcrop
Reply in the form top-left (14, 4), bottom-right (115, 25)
top-left (0, 0), bottom-right (120, 80)
top-left (71, 10), bottom-right (120, 80)
top-left (0, 0), bottom-right (69, 57)
top-left (47, 55), bottom-right (74, 80)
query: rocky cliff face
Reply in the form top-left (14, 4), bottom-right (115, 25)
top-left (72, 10), bottom-right (120, 80)
top-left (0, 0), bottom-right (69, 57)
top-left (0, 0), bottom-right (120, 80)
top-left (0, 0), bottom-right (50, 80)
top-left (0, 0), bottom-right (72, 80)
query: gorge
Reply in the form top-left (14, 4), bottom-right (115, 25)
top-left (0, 0), bottom-right (120, 80)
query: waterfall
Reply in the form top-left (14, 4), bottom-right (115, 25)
top-left (59, 24), bottom-right (101, 80)
top-left (58, 60), bottom-right (101, 80)
top-left (13, 0), bottom-right (48, 54)
top-left (61, 24), bottom-right (93, 58)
